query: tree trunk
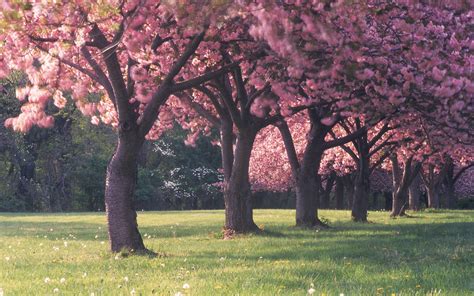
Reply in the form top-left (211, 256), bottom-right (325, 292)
top-left (443, 158), bottom-right (456, 209)
top-left (391, 188), bottom-right (408, 217)
top-left (409, 173), bottom-right (422, 211)
top-left (351, 140), bottom-right (370, 222)
top-left (295, 152), bottom-right (326, 228)
top-left (295, 175), bottom-right (324, 227)
top-left (105, 135), bottom-right (146, 252)
top-left (335, 176), bottom-right (344, 209)
top-left (390, 156), bottom-right (420, 217)
top-left (224, 129), bottom-right (258, 233)
top-left (427, 186), bottom-right (440, 209)
top-left (351, 173), bottom-right (369, 221)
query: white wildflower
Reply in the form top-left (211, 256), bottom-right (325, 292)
top-left (100, 241), bottom-right (105, 245)
top-left (130, 288), bottom-right (136, 295)
top-left (53, 288), bottom-right (59, 293)
top-left (308, 287), bottom-right (315, 295)
top-left (63, 241), bottom-right (68, 247)
top-left (183, 283), bottom-right (190, 289)
top-left (4, 257), bottom-right (10, 261)
top-left (174, 292), bottom-right (184, 296)
top-left (60, 278), bottom-right (66, 284)
top-left (124, 276), bottom-right (129, 282)
top-left (44, 277), bottom-right (51, 284)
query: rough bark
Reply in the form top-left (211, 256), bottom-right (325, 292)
top-left (295, 172), bottom-right (326, 227)
top-left (408, 173), bottom-right (422, 211)
top-left (421, 164), bottom-right (443, 209)
top-left (390, 156), bottom-right (421, 217)
top-left (426, 186), bottom-right (440, 209)
top-left (351, 131), bottom-right (370, 222)
top-left (443, 158), bottom-right (456, 209)
top-left (105, 133), bottom-right (145, 252)
top-left (224, 129), bottom-right (258, 233)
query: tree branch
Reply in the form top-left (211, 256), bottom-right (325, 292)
top-left (276, 120), bottom-right (300, 178)
top-left (323, 126), bottom-right (367, 150)
top-left (139, 29), bottom-right (207, 138)
top-left (177, 92), bottom-right (220, 127)
top-left (170, 62), bottom-right (238, 93)
top-left (453, 163), bottom-right (474, 183)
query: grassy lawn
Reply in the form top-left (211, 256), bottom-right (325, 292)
top-left (0, 209), bottom-right (473, 295)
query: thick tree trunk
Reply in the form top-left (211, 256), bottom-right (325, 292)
top-left (351, 140), bottom-right (370, 222)
top-left (350, 129), bottom-right (373, 221)
top-left (443, 159), bottom-right (457, 209)
top-left (409, 173), bottom-right (422, 211)
top-left (295, 175), bottom-right (325, 227)
top-left (390, 156), bottom-right (420, 217)
top-left (295, 151), bottom-right (326, 228)
top-left (391, 188), bottom-right (408, 217)
top-left (427, 186), bottom-right (440, 209)
top-left (224, 129), bottom-right (258, 233)
top-left (335, 176), bottom-right (344, 210)
top-left (105, 135), bottom-right (145, 252)
top-left (352, 175), bottom-right (369, 221)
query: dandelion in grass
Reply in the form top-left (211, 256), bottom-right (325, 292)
top-left (308, 283), bottom-right (315, 295)
top-left (44, 277), bottom-right (51, 284)
top-left (130, 288), bottom-right (136, 295)
top-left (124, 276), bottom-right (129, 282)
top-left (53, 288), bottom-right (59, 293)
top-left (183, 283), bottom-right (190, 289)
top-left (60, 278), bottom-right (66, 284)
top-left (95, 235), bottom-right (99, 239)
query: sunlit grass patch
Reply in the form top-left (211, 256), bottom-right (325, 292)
top-left (0, 210), bottom-right (473, 295)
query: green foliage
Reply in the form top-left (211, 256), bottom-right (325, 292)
top-left (0, 210), bottom-right (473, 295)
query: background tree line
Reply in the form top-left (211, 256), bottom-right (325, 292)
top-left (2, 74), bottom-right (473, 213)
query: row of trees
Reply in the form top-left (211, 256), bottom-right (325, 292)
top-left (1, 76), bottom-right (224, 212)
top-left (1, 1), bottom-right (472, 252)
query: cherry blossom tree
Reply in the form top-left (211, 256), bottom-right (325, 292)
top-left (0, 0), bottom-right (238, 252)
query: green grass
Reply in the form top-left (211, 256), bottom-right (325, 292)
top-left (0, 210), bottom-right (473, 295)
